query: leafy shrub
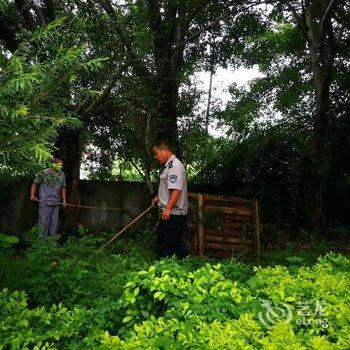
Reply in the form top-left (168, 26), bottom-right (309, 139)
top-left (0, 231), bottom-right (349, 349)
top-left (0, 288), bottom-right (95, 349)
top-left (0, 234), bottom-right (19, 249)
top-left (0, 231), bottom-right (151, 308)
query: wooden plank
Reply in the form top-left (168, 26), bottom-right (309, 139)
top-left (205, 242), bottom-right (254, 251)
top-left (225, 214), bottom-right (254, 222)
top-left (204, 221), bottom-right (253, 232)
top-left (205, 245), bottom-right (254, 253)
top-left (198, 194), bottom-right (204, 257)
top-left (204, 205), bottom-right (252, 216)
top-left (205, 247), bottom-right (254, 257)
top-left (203, 222), bottom-right (253, 232)
top-left (205, 242), bottom-right (236, 250)
top-left (193, 221), bottom-right (198, 255)
top-left (202, 193), bottom-right (253, 203)
top-left (204, 249), bottom-right (234, 258)
top-left (204, 198), bottom-right (253, 209)
top-left (187, 192), bottom-right (259, 259)
top-left (205, 235), bottom-right (254, 245)
top-left (252, 200), bottom-right (261, 262)
top-left (191, 203), bottom-right (199, 255)
top-left (204, 228), bottom-right (253, 238)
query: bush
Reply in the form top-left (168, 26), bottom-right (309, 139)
top-left (0, 231), bottom-right (349, 349)
top-left (0, 231), bottom-right (152, 308)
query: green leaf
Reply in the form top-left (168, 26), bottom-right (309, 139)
top-left (122, 315), bottom-right (132, 323)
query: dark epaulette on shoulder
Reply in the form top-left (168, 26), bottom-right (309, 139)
top-left (168, 161), bottom-right (173, 169)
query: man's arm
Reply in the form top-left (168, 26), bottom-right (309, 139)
top-left (30, 183), bottom-right (39, 201)
top-left (61, 187), bottom-right (67, 208)
top-left (162, 189), bottom-right (181, 220)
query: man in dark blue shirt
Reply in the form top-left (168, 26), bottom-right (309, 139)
top-left (30, 157), bottom-right (67, 237)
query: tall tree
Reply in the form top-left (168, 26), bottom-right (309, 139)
top-left (91, 0), bottom-right (256, 154)
top-left (216, 0), bottom-right (349, 233)
top-left (285, 0), bottom-right (348, 234)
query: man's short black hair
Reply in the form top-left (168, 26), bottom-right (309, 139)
top-left (53, 154), bottom-right (64, 162)
top-left (152, 140), bottom-right (175, 153)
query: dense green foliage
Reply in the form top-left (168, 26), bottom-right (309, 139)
top-left (1, 231), bottom-right (349, 349)
top-left (190, 2), bottom-right (350, 231)
top-left (1, 1), bottom-right (349, 231)
top-left (0, 17), bottom-right (107, 179)
top-left (1, 1), bottom-right (349, 347)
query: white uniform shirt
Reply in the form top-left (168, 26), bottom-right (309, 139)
top-left (158, 155), bottom-right (188, 215)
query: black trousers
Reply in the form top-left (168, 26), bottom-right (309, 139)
top-left (155, 214), bottom-right (187, 259)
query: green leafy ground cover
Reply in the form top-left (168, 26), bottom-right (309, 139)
top-left (0, 229), bottom-right (349, 349)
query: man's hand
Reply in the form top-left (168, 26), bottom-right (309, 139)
top-left (62, 201), bottom-right (67, 209)
top-left (30, 195), bottom-right (39, 202)
top-left (162, 208), bottom-right (171, 220)
top-left (152, 195), bottom-right (159, 207)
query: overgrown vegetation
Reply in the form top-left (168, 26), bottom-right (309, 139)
top-left (1, 1), bottom-right (349, 233)
top-left (1, 230), bottom-right (349, 349)
top-left (0, 1), bottom-right (349, 348)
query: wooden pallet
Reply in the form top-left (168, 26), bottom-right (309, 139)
top-left (183, 193), bottom-right (261, 261)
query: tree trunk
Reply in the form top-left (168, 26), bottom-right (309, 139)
top-left (55, 128), bottom-right (81, 234)
top-left (147, 1), bottom-right (186, 158)
top-left (205, 58), bottom-right (214, 135)
top-left (156, 74), bottom-right (181, 155)
top-left (311, 70), bottom-right (332, 235)
top-left (305, 0), bottom-right (335, 235)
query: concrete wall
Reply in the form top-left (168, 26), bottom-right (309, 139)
top-left (0, 180), bottom-right (152, 235)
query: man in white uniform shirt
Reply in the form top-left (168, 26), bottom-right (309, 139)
top-left (152, 141), bottom-right (188, 259)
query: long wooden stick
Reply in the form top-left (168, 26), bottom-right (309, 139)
top-left (103, 205), bottom-right (154, 248)
top-left (34, 199), bottom-right (122, 210)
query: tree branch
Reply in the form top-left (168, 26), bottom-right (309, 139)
top-left (285, 2), bottom-right (308, 37)
top-left (172, 1), bottom-right (261, 53)
top-left (319, 0), bottom-right (337, 36)
top-left (185, 0), bottom-right (212, 29)
top-left (146, 0), bottom-right (162, 37)
top-left (130, 157), bottom-right (154, 193)
top-left (94, 0), bottom-right (153, 86)
top-left (317, 0), bottom-right (337, 48)
top-left (80, 64), bottom-right (127, 117)
top-left (172, 8), bottom-right (234, 52)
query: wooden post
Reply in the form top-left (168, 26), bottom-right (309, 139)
top-left (192, 210), bottom-right (198, 255)
top-left (252, 200), bottom-right (261, 262)
top-left (198, 194), bottom-right (204, 257)
top-left (241, 223), bottom-right (247, 253)
top-left (187, 194), bottom-right (199, 255)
